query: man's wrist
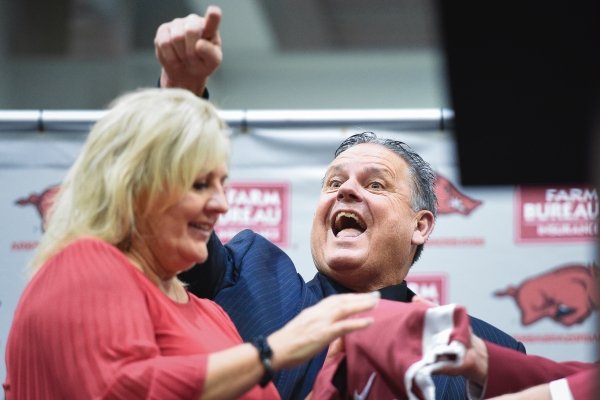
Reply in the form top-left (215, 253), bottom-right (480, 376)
top-left (160, 72), bottom-right (208, 97)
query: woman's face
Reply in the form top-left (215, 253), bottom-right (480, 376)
top-left (135, 162), bottom-right (229, 278)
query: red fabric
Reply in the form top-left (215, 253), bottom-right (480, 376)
top-left (3, 237), bottom-right (279, 400)
top-left (311, 300), bottom-right (470, 400)
top-left (566, 368), bottom-right (599, 400)
top-left (484, 341), bottom-right (597, 399)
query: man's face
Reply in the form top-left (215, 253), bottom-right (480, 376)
top-left (310, 143), bottom-right (433, 292)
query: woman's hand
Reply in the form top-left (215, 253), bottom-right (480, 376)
top-left (267, 292), bottom-right (380, 370)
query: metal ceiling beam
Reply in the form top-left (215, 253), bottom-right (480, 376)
top-left (0, 108), bottom-right (454, 132)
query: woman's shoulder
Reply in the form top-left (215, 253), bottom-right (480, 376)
top-left (40, 237), bottom-right (135, 281)
top-left (21, 237), bottom-right (146, 312)
top-left (53, 237), bottom-right (126, 262)
top-left (61, 236), bottom-right (121, 255)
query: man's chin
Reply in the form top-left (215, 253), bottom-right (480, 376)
top-left (322, 256), bottom-right (365, 272)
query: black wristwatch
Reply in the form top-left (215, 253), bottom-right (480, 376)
top-left (250, 335), bottom-right (274, 387)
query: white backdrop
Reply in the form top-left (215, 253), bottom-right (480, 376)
top-left (1, 124), bottom-right (598, 388)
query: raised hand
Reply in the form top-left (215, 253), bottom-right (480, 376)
top-left (154, 5), bottom-right (222, 96)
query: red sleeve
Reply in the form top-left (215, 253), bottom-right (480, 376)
top-left (484, 341), bottom-right (595, 398)
top-left (8, 238), bottom-right (207, 399)
top-left (566, 367), bottom-right (600, 400)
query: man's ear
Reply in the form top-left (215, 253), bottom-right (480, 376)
top-left (411, 210), bottom-right (435, 245)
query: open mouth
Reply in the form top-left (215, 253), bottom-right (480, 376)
top-left (332, 211), bottom-right (367, 238)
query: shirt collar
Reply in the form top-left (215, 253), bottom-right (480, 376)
top-left (316, 272), bottom-right (415, 302)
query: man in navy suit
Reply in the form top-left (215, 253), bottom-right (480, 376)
top-left (155, 7), bottom-right (525, 399)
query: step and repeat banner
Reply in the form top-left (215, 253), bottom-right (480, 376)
top-left (1, 125), bottom-right (598, 384)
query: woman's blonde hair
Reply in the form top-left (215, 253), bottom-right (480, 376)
top-left (30, 88), bottom-right (230, 273)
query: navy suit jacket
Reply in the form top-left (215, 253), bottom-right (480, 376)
top-left (180, 230), bottom-right (526, 399)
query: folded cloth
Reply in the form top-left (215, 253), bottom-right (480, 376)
top-left (311, 300), bottom-right (471, 400)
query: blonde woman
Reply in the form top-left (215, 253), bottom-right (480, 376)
top-left (3, 88), bottom-right (378, 400)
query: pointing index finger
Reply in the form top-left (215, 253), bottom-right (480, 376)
top-left (202, 5), bottom-right (222, 40)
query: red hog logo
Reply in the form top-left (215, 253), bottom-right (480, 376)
top-left (435, 174), bottom-right (482, 215)
top-left (495, 263), bottom-right (600, 326)
top-left (15, 184), bottom-right (61, 231)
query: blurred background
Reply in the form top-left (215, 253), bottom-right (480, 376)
top-left (0, 0), bottom-right (447, 110)
top-left (1, 0), bottom-right (599, 388)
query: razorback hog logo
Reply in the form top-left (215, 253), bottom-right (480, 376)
top-left (495, 263), bottom-right (600, 326)
top-left (435, 173), bottom-right (482, 215)
top-left (15, 184), bottom-right (61, 231)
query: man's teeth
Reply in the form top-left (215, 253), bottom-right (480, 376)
top-left (336, 211), bottom-right (359, 223)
